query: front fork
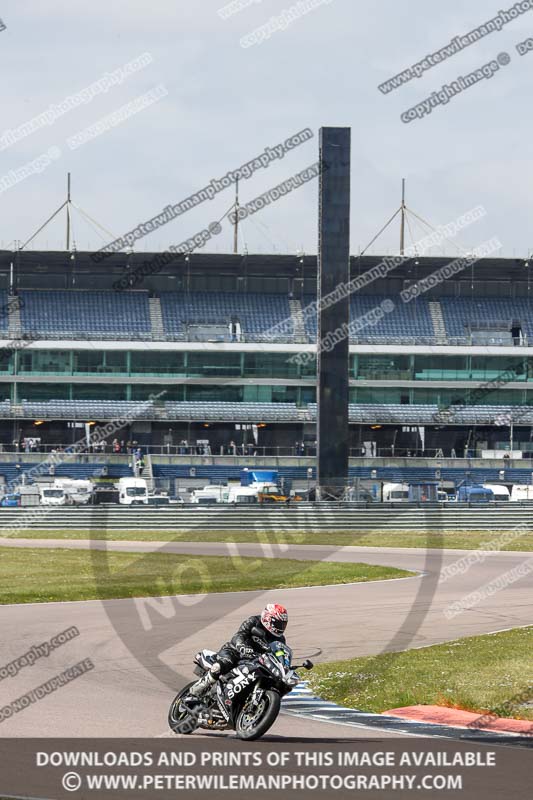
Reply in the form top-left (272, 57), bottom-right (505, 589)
top-left (249, 684), bottom-right (265, 708)
top-left (242, 684), bottom-right (267, 719)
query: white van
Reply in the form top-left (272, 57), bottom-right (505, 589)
top-left (228, 485), bottom-right (259, 504)
top-left (39, 486), bottom-right (67, 506)
top-left (190, 485), bottom-right (229, 504)
top-left (54, 479), bottom-right (94, 505)
top-left (482, 484), bottom-right (510, 501)
top-left (510, 485), bottom-right (533, 501)
top-left (118, 477), bottom-right (148, 505)
top-left (382, 483), bottom-right (409, 502)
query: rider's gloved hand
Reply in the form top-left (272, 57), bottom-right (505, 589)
top-left (238, 645), bottom-right (255, 658)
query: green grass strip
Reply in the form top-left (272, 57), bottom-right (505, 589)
top-left (0, 546), bottom-right (413, 604)
top-left (6, 528), bottom-right (533, 551)
top-left (308, 626), bottom-right (533, 721)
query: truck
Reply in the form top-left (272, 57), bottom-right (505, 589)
top-left (240, 470), bottom-right (278, 490)
top-left (117, 477), bottom-right (148, 505)
top-left (227, 485), bottom-right (259, 504)
top-left (39, 486), bottom-right (67, 506)
top-left (54, 478), bottom-right (94, 505)
top-left (190, 485), bottom-right (229, 504)
top-left (257, 486), bottom-right (302, 504)
top-left (240, 469), bottom-right (301, 504)
top-left (510, 485), bottom-right (533, 501)
top-left (456, 484), bottom-right (494, 503)
top-left (382, 483), bottom-right (409, 502)
top-left (482, 484), bottom-right (510, 501)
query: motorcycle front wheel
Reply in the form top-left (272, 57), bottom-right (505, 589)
top-left (235, 689), bottom-right (281, 740)
top-left (168, 682), bottom-right (200, 735)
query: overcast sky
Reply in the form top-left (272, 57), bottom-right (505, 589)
top-left (1, 0), bottom-right (532, 258)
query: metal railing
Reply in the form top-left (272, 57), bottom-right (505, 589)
top-left (1, 330), bottom-right (529, 347)
top-left (0, 443), bottom-right (529, 460)
top-left (1, 504), bottom-right (533, 532)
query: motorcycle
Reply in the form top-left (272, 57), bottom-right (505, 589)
top-left (168, 637), bottom-right (313, 740)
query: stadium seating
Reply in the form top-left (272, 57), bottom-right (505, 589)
top-left (0, 400), bottom-right (529, 424)
top-left (3, 289), bottom-right (533, 344)
top-left (159, 292), bottom-right (293, 341)
top-left (300, 404), bottom-right (533, 425)
top-left (0, 290), bottom-right (10, 334)
top-left (302, 294), bottom-right (435, 342)
top-left (19, 400), bottom-right (157, 420)
top-left (165, 401), bottom-right (300, 421)
top-left (19, 290), bottom-right (152, 339)
top-left (440, 297), bottom-right (533, 341)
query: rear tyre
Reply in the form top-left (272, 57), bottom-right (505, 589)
top-left (168, 682), bottom-right (200, 735)
top-left (235, 689), bottom-right (281, 740)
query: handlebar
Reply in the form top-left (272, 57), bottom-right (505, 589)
top-left (292, 659), bottom-right (313, 670)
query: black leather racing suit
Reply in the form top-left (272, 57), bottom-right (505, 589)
top-left (214, 615), bottom-right (286, 675)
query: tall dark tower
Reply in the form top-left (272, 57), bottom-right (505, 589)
top-left (316, 127), bottom-right (351, 496)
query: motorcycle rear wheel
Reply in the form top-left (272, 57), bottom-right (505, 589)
top-left (168, 682), bottom-right (200, 735)
top-left (235, 689), bottom-right (281, 740)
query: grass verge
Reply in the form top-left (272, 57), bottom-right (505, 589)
top-left (4, 528), bottom-right (533, 551)
top-left (0, 546), bottom-right (413, 604)
top-left (308, 626), bottom-right (533, 722)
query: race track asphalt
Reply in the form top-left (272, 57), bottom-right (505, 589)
top-left (0, 538), bottom-right (531, 740)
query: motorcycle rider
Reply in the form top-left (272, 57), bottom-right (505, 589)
top-left (187, 603), bottom-right (288, 700)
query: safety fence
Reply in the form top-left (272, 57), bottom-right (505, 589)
top-left (0, 503), bottom-right (532, 531)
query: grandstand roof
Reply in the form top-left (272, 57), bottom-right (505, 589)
top-left (0, 250), bottom-right (528, 289)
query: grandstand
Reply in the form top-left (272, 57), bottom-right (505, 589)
top-left (10, 286), bottom-right (533, 347)
top-left (1, 248), bottom-right (533, 492)
top-left (159, 291), bottom-right (293, 341)
top-left (19, 290), bottom-right (152, 339)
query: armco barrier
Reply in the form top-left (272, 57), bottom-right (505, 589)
top-left (0, 504), bottom-right (532, 532)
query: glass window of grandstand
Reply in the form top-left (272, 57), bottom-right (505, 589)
top-left (130, 351), bottom-right (185, 376)
top-left (272, 386), bottom-right (297, 403)
top-left (470, 389), bottom-right (524, 405)
top-left (0, 348), bottom-right (13, 373)
top-left (19, 350), bottom-right (71, 374)
top-left (242, 385), bottom-right (298, 403)
top-left (414, 355), bottom-right (468, 381)
top-left (243, 353), bottom-right (299, 379)
top-left (130, 384), bottom-right (184, 402)
top-left (298, 355), bottom-right (316, 378)
top-left (413, 389), bottom-right (443, 405)
top-left (415, 388), bottom-right (526, 406)
top-left (470, 356), bottom-right (527, 382)
top-left (352, 388), bottom-right (408, 404)
top-left (73, 351), bottom-right (127, 375)
top-left (186, 352), bottom-right (241, 378)
top-left (186, 385), bottom-right (243, 402)
top-left (357, 355), bottom-right (411, 380)
top-left (300, 386), bottom-right (316, 404)
top-left (19, 383), bottom-right (70, 401)
top-left (72, 384), bottom-right (127, 400)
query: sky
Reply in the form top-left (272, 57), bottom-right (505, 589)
top-left (1, 0), bottom-right (532, 258)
